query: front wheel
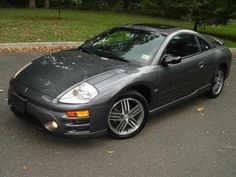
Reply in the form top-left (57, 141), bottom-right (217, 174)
top-left (108, 90), bottom-right (148, 139)
top-left (207, 68), bottom-right (225, 98)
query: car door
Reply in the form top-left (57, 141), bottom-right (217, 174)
top-left (156, 33), bottom-right (203, 107)
top-left (196, 36), bottom-right (217, 86)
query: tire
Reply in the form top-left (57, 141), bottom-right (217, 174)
top-left (107, 90), bottom-right (148, 139)
top-left (207, 67), bottom-right (225, 98)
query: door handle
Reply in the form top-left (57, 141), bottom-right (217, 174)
top-left (199, 61), bottom-right (204, 69)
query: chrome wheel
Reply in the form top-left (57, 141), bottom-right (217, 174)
top-left (108, 98), bottom-right (145, 136)
top-left (212, 70), bottom-right (224, 95)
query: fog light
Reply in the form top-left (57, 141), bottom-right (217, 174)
top-left (44, 121), bottom-right (58, 131)
top-left (66, 110), bottom-right (90, 118)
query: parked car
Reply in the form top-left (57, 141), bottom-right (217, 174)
top-left (8, 24), bottom-right (232, 139)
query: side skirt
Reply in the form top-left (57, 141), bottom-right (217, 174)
top-left (149, 84), bottom-right (211, 116)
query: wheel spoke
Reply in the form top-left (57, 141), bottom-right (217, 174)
top-left (116, 121), bottom-right (127, 132)
top-left (213, 84), bottom-right (218, 92)
top-left (128, 118), bottom-right (138, 128)
top-left (109, 116), bottom-right (122, 121)
top-left (218, 72), bottom-right (223, 78)
top-left (110, 112), bottom-right (123, 116)
top-left (215, 77), bottom-right (220, 83)
top-left (109, 111), bottom-right (123, 122)
top-left (131, 104), bottom-right (143, 117)
top-left (121, 99), bottom-right (130, 114)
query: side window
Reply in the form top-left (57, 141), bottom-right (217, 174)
top-left (206, 37), bottom-right (221, 48)
top-left (197, 37), bottom-right (211, 51)
top-left (165, 34), bottom-right (201, 58)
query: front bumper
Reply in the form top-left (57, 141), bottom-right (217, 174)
top-left (8, 80), bottom-right (108, 138)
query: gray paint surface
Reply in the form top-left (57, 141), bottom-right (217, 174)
top-left (0, 52), bottom-right (236, 177)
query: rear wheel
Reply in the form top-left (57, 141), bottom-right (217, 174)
top-left (207, 67), bottom-right (225, 98)
top-left (108, 90), bottom-right (148, 139)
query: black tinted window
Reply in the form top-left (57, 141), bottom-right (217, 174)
top-left (206, 37), bottom-right (221, 48)
top-left (165, 34), bottom-right (200, 57)
top-left (198, 37), bottom-right (211, 51)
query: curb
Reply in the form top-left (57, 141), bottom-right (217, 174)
top-left (230, 48), bottom-right (236, 53)
top-left (0, 42), bottom-right (83, 49)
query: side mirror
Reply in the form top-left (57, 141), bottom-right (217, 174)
top-left (162, 54), bottom-right (182, 65)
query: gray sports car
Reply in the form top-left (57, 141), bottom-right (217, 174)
top-left (8, 24), bottom-right (232, 139)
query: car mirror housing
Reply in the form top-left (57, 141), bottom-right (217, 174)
top-left (162, 54), bottom-right (182, 65)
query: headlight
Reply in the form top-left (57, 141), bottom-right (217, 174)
top-left (59, 82), bottom-right (98, 104)
top-left (13, 62), bottom-right (32, 79)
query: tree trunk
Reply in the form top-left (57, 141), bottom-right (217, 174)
top-left (194, 20), bottom-right (199, 31)
top-left (124, 0), bottom-right (132, 12)
top-left (58, 0), bottom-right (61, 19)
top-left (29, 0), bottom-right (36, 8)
top-left (45, 0), bottom-right (50, 8)
top-left (111, 0), bottom-right (123, 11)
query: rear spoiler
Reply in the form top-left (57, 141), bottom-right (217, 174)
top-left (204, 34), bottom-right (225, 45)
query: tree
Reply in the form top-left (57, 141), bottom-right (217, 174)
top-left (45, 0), bottom-right (50, 8)
top-left (139, 0), bottom-right (236, 31)
top-left (168, 0), bottom-right (236, 31)
top-left (29, 0), bottom-right (36, 8)
top-left (57, 0), bottom-right (81, 19)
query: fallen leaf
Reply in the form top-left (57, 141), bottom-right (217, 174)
top-left (225, 144), bottom-right (236, 150)
top-left (1, 126), bottom-right (6, 130)
top-left (217, 149), bottom-right (225, 153)
top-left (0, 89), bottom-right (3, 93)
top-left (107, 150), bottom-right (115, 154)
top-left (0, 46), bottom-right (74, 54)
top-left (197, 107), bottom-right (205, 112)
top-left (22, 166), bottom-right (31, 171)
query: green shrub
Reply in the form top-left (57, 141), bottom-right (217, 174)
top-left (0, 0), bottom-right (11, 7)
top-left (232, 11), bottom-right (236, 19)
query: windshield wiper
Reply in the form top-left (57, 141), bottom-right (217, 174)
top-left (95, 49), bottom-right (129, 63)
top-left (79, 46), bottom-right (96, 55)
top-left (112, 56), bottom-right (129, 63)
top-left (79, 47), bottom-right (129, 63)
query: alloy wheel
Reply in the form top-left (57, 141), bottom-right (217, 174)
top-left (108, 98), bottom-right (145, 136)
top-left (212, 70), bottom-right (224, 95)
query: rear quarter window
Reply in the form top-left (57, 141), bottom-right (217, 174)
top-left (197, 37), bottom-right (211, 51)
top-left (205, 37), bottom-right (222, 48)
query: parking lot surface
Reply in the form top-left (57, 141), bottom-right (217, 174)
top-left (0, 52), bottom-right (236, 177)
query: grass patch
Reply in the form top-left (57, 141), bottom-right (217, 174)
top-left (0, 8), bottom-right (235, 47)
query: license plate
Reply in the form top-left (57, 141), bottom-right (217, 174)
top-left (11, 93), bottom-right (27, 113)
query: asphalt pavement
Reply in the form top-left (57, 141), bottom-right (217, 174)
top-left (0, 52), bottom-right (236, 177)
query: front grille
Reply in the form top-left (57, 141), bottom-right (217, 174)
top-left (62, 118), bottom-right (90, 133)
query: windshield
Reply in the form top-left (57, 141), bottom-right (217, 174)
top-left (81, 28), bottom-right (165, 65)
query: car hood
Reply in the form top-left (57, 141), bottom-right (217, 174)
top-left (16, 49), bottom-right (137, 98)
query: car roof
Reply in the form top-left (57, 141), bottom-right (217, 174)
top-left (121, 24), bottom-right (184, 36)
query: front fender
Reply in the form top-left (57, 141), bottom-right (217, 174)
top-left (90, 66), bottom-right (159, 107)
